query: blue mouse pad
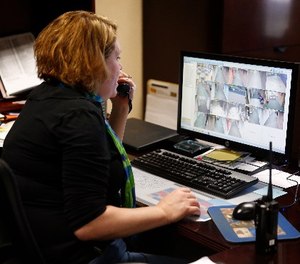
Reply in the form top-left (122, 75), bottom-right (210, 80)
top-left (208, 205), bottom-right (300, 243)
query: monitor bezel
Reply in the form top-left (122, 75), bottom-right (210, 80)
top-left (177, 50), bottom-right (299, 162)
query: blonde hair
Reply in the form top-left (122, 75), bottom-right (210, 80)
top-left (34, 10), bottom-right (117, 92)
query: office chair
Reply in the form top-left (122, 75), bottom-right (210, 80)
top-left (0, 159), bottom-right (46, 264)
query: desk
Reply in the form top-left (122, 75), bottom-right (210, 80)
top-left (210, 241), bottom-right (300, 264)
top-left (176, 185), bottom-right (300, 263)
top-left (129, 148), bottom-right (300, 263)
top-left (0, 100), bottom-right (24, 114)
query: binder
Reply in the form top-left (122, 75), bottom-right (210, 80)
top-left (144, 79), bottom-right (178, 130)
top-left (0, 33), bottom-right (40, 98)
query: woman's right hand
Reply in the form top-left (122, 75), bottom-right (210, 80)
top-left (156, 187), bottom-right (200, 223)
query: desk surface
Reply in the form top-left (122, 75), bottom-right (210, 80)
top-left (129, 149), bottom-right (300, 263)
top-left (210, 240), bottom-right (300, 264)
top-left (177, 184), bottom-right (300, 263)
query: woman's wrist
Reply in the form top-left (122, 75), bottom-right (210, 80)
top-left (111, 102), bottom-right (130, 116)
top-left (153, 204), bottom-right (172, 225)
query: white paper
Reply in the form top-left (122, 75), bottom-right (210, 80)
top-left (189, 256), bottom-right (216, 264)
top-left (133, 167), bottom-right (263, 222)
top-left (145, 79), bottom-right (179, 130)
top-left (253, 169), bottom-right (300, 188)
top-left (254, 186), bottom-right (287, 198)
top-left (145, 94), bottom-right (178, 130)
top-left (0, 121), bottom-right (15, 147)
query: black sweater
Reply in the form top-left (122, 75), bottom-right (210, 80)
top-left (2, 82), bottom-right (125, 263)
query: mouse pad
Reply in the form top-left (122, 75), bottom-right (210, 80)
top-left (208, 205), bottom-right (300, 243)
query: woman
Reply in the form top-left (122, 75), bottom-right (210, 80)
top-left (2, 11), bottom-right (200, 264)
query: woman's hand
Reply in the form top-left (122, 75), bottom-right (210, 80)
top-left (110, 71), bottom-right (136, 114)
top-left (108, 71), bottom-right (136, 139)
top-left (156, 187), bottom-right (200, 223)
top-left (117, 71), bottom-right (136, 101)
top-left (111, 71), bottom-right (136, 101)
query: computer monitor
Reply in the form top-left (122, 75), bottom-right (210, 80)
top-left (178, 51), bottom-right (299, 162)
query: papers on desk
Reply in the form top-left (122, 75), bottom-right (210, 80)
top-left (189, 256), bottom-right (216, 264)
top-left (133, 162), bottom-right (296, 222)
top-left (253, 169), bottom-right (300, 189)
top-left (0, 120), bottom-right (15, 147)
top-left (198, 147), bottom-right (268, 172)
top-left (204, 148), bottom-right (243, 161)
top-left (133, 167), bottom-right (264, 222)
top-left (133, 167), bottom-right (232, 222)
top-left (253, 186), bottom-right (287, 198)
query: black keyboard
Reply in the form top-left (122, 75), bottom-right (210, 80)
top-left (131, 149), bottom-right (258, 199)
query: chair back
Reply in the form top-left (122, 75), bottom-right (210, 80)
top-left (0, 159), bottom-right (46, 264)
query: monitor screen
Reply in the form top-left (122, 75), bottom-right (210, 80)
top-left (178, 51), bottom-right (299, 161)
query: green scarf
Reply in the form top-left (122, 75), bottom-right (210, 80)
top-left (87, 93), bottom-right (136, 208)
top-left (105, 119), bottom-right (136, 208)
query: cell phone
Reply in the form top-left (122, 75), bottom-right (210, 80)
top-left (117, 82), bottom-right (132, 113)
top-left (117, 83), bottom-right (130, 97)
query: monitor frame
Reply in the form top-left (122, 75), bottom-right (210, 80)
top-left (177, 51), bottom-right (299, 163)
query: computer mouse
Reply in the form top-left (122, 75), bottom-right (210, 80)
top-left (232, 202), bottom-right (256, 221)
